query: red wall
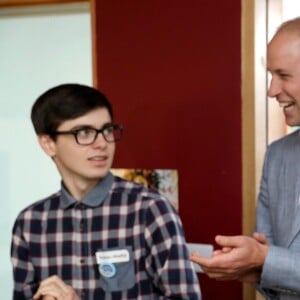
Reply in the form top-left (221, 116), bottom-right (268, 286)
top-left (93, 1), bottom-right (242, 298)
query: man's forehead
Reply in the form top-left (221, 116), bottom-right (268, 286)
top-left (267, 32), bottom-right (300, 64)
top-left (59, 107), bottom-right (112, 129)
top-left (268, 31), bottom-right (300, 50)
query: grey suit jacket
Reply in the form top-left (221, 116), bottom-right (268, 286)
top-left (256, 129), bottom-right (300, 299)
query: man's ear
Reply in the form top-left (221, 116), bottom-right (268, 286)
top-left (38, 134), bottom-right (56, 157)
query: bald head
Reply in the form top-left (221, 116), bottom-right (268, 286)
top-left (275, 17), bottom-right (300, 37)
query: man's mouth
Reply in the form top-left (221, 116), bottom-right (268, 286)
top-left (279, 101), bottom-right (294, 109)
top-left (88, 156), bottom-right (106, 161)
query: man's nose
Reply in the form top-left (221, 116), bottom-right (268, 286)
top-left (267, 76), bottom-right (281, 98)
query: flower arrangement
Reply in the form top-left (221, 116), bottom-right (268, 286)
top-left (122, 169), bottom-right (160, 190)
top-left (111, 168), bottom-right (178, 211)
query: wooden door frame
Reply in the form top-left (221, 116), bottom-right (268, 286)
top-left (242, 0), bottom-right (269, 299)
top-left (242, 2), bottom-right (256, 300)
top-left (0, 0), bottom-right (88, 7)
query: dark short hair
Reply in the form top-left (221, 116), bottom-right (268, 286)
top-left (31, 83), bottom-right (113, 135)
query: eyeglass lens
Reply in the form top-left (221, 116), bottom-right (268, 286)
top-left (76, 126), bottom-right (122, 145)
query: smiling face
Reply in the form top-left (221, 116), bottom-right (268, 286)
top-left (267, 30), bottom-right (300, 126)
top-left (39, 107), bottom-right (115, 195)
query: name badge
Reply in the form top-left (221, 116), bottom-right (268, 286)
top-left (96, 249), bottom-right (130, 264)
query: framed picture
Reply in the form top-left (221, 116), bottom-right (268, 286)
top-left (111, 168), bottom-right (178, 211)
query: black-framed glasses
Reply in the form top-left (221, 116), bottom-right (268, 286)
top-left (50, 124), bottom-right (123, 145)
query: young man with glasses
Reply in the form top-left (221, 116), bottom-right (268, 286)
top-left (11, 83), bottom-right (201, 300)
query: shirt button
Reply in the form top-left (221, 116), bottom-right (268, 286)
top-left (80, 222), bottom-right (85, 232)
top-left (80, 258), bottom-right (85, 264)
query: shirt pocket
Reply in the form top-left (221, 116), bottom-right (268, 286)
top-left (98, 246), bottom-right (135, 292)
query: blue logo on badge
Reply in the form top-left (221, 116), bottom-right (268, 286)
top-left (99, 262), bottom-right (116, 278)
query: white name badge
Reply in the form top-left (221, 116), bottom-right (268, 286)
top-left (96, 249), bottom-right (130, 264)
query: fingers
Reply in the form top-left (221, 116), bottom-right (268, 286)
top-left (33, 275), bottom-right (79, 300)
top-left (252, 232), bottom-right (268, 245)
top-left (216, 247), bottom-right (232, 254)
top-left (190, 234), bottom-right (268, 284)
top-left (190, 251), bottom-right (234, 271)
top-left (215, 235), bottom-right (249, 248)
top-left (190, 252), bottom-right (211, 265)
top-left (190, 234), bottom-right (265, 279)
top-left (42, 296), bottom-right (56, 300)
top-left (190, 251), bottom-right (253, 281)
top-left (198, 260), bottom-right (242, 281)
top-left (212, 249), bottom-right (224, 256)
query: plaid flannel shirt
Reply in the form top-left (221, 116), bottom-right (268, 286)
top-left (11, 172), bottom-right (201, 299)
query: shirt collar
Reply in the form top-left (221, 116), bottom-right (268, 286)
top-left (60, 172), bottom-right (114, 209)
